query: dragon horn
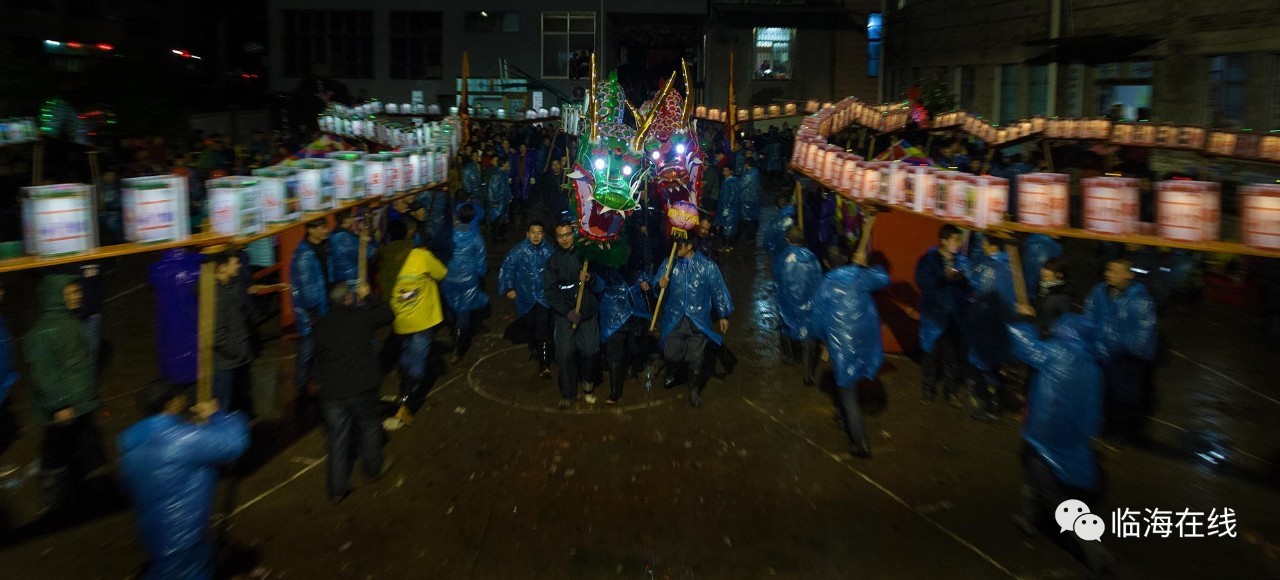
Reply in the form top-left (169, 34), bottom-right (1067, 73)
top-left (589, 53), bottom-right (599, 142)
top-left (681, 58), bottom-right (694, 125)
top-left (631, 71), bottom-right (676, 150)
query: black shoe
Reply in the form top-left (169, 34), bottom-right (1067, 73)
top-left (848, 442), bottom-right (872, 458)
top-left (663, 376), bottom-right (677, 390)
top-left (688, 388), bottom-right (702, 407)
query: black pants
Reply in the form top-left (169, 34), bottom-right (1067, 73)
top-left (604, 320), bottom-right (648, 398)
top-left (42, 413), bottom-right (105, 475)
top-left (663, 318), bottom-right (708, 378)
top-left (1104, 353), bottom-right (1150, 441)
top-left (321, 391), bottom-right (385, 498)
top-left (554, 315), bottom-right (600, 399)
top-left (922, 322), bottom-right (966, 396)
top-left (1020, 447), bottom-right (1113, 573)
top-left (213, 364), bottom-right (253, 417)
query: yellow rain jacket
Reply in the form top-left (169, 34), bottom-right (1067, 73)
top-left (391, 248), bottom-right (448, 335)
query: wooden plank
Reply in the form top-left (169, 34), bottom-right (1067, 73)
top-left (789, 163), bottom-right (1280, 259)
top-left (196, 246), bottom-right (224, 404)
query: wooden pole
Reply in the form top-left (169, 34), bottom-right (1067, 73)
top-left (727, 52), bottom-right (736, 151)
top-left (854, 210), bottom-right (877, 264)
top-left (1041, 138), bottom-right (1055, 172)
top-left (649, 234), bottom-right (683, 333)
top-left (572, 258), bottom-right (589, 329)
top-left (1005, 238), bottom-right (1029, 307)
top-left (197, 245), bottom-right (227, 404)
top-left (793, 181), bottom-right (804, 232)
top-left (980, 148), bottom-right (996, 174)
top-left (356, 211), bottom-right (370, 287)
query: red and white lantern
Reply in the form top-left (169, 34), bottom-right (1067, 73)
top-left (904, 165), bottom-right (936, 213)
top-left (1016, 173), bottom-right (1070, 228)
top-left (1157, 180), bottom-right (1221, 242)
top-left (1081, 177), bottom-right (1140, 235)
top-left (1239, 184), bottom-right (1280, 250)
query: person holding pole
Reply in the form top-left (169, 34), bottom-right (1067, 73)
top-left (543, 223), bottom-right (603, 409)
top-left (643, 238), bottom-right (733, 407)
top-left (966, 235), bottom-right (1018, 422)
top-left (290, 219), bottom-right (333, 408)
top-left (813, 235), bottom-right (890, 458)
top-left (915, 224), bottom-right (971, 407)
top-left (772, 226), bottom-right (823, 386)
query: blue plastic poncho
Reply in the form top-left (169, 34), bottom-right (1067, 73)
top-left (763, 205), bottom-right (796, 258)
top-left (149, 249), bottom-right (203, 386)
top-left (487, 166), bottom-right (511, 224)
top-left (814, 264), bottom-right (890, 388)
top-left (732, 149), bottom-right (747, 175)
top-left (765, 141), bottom-right (783, 172)
top-left (967, 251), bottom-right (1017, 371)
top-left (443, 222), bottom-right (489, 315)
top-left (289, 240), bottom-right (332, 335)
top-left (1021, 234), bottom-right (1063, 297)
top-left (328, 228), bottom-right (376, 285)
top-left (462, 162), bottom-right (483, 199)
top-left (498, 238), bottom-right (553, 316)
top-left (914, 247), bottom-right (971, 353)
top-left (650, 252), bottom-right (734, 345)
top-left (740, 167), bottom-right (762, 222)
top-left (0, 313), bottom-right (16, 405)
top-left (771, 244), bottom-right (823, 341)
top-left (118, 411), bottom-right (249, 580)
top-left (1082, 281), bottom-right (1157, 362)
top-left (1009, 314), bottom-right (1103, 490)
top-left (715, 175), bottom-right (743, 238)
top-left (598, 269), bottom-right (651, 343)
top-left (419, 189), bottom-right (454, 263)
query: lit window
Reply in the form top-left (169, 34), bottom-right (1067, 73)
top-left (867, 13), bottom-right (882, 77)
top-left (754, 28), bottom-right (795, 80)
top-left (542, 12), bottom-right (595, 80)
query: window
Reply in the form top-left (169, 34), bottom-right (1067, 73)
top-left (542, 12), bottom-right (595, 79)
top-left (1209, 55), bottom-right (1247, 125)
top-left (466, 11), bottom-right (520, 32)
top-left (390, 11), bottom-right (443, 79)
top-left (283, 10), bottom-right (373, 79)
top-left (754, 27), bottom-right (795, 79)
top-left (867, 13), bottom-right (882, 77)
top-left (1027, 64), bottom-right (1049, 116)
top-left (1000, 64), bottom-right (1021, 124)
top-left (959, 66), bottom-right (976, 110)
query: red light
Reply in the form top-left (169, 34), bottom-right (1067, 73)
top-left (182, 50), bottom-right (191, 58)
top-left (66, 42), bottom-right (83, 48)
top-left (1172, 176), bottom-right (1192, 180)
top-left (96, 43), bottom-right (113, 51)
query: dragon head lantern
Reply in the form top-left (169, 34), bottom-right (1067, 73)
top-left (566, 59), bottom-right (658, 242)
top-left (634, 61), bottom-right (704, 235)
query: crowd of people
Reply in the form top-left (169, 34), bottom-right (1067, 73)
top-left (0, 114), bottom-right (1170, 578)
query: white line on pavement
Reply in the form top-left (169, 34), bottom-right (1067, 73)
top-left (1168, 349), bottom-right (1280, 407)
top-left (105, 282), bottom-right (149, 304)
top-left (740, 397), bottom-right (1018, 579)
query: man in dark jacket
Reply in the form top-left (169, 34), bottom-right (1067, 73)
top-left (213, 252), bottom-right (255, 415)
top-left (915, 224), bottom-right (971, 407)
top-left (314, 282), bottom-right (395, 504)
top-left (25, 274), bottom-right (103, 512)
top-left (529, 159), bottom-right (568, 228)
top-left (1027, 257), bottom-right (1072, 335)
top-left (543, 223), bottom-right (603, 409)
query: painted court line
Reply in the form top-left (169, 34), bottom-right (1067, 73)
top-left (1168, 349), bottom-right (1280, 408)
top-left (740, 396), bottom-right (1017, 579)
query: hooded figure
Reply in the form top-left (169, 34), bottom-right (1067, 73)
top-left (813, 262), bottom-right (890, 457)
top-left (771, 235), bottom-right (823, 385)
top-left (487, 162), bottom-right (512, 229)
top-left (715, 169), bottom-right (743, 243)
top-left (1021, 234), bottom-right (1063, 297)
top-left (462, 158), bottom-right (483, 202)
top-left (1083, 281), bottom-right (1157, 364)
top-left (390, 247), bottom-right (448, 420)
top-left (915, 234), bottom-right (972, 404)
top-left (762, 205), bottom-right (797, 259)
top-left (597, 267), bottom-right (652, 404)
top-left (1009, 314), bottom-right (1103, 491)
top-left (443, 202), bottom-right (490, 361)
top-left (740, 162), bottom-right (762, 225)
top-left (648, 244), bottom-right (734, 407)
top-left (118, 403), bottom-right (249, 580)
top-left (966, 243), bottom-right (1018, 420)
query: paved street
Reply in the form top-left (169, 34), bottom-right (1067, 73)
top-left (1, 195), bottom-right (1279, 579)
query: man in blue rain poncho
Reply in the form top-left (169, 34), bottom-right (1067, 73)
top-left (1006, 313), bottom-right (1115, 576)
top-left (329, 210), bottom-right (377, 286)
top-left (290, 219), bottom-right (333, 406)
top-left (967, 235), bottom-right (1018, 421)
top-left (462, 150), bottom-right (484, 204)
top-left (915, 224), bottom-right (971, 407)
top-left (715, 165), bottom-right (743, 252)
top-left (118, 385), bottom-right (249, 580)
top-left (814, 247), bottom-right (890, 458)
top-left (486, 157), bottom-right (512, 243)
top-left (740, 158), bottom-right (763, 240)
top-left (597, 266), bottom-right (652, 405)
top-left (443, 203), bottom-right (489, 364)
top-left (762, 199), bottom-right (797, 259)
top-left (1021, 234), bottom-right (1063, 298)
top-left (499, 221), bottom-right (555, 377)
top-left (772, 226), bottom-right (823, 386)
top-left (1083, 258), bottom-right (1157, 443)
top-left (642, 239), bottom-right (734, 407)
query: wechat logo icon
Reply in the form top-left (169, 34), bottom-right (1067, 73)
top-left (1056, 499), bottom-right (1105, 542)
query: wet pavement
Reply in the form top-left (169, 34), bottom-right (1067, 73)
top-left (1, 180), bottom-right (1279, 578)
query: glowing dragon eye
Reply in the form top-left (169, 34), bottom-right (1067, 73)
top-left (594, 158), bottom-right (606, 170)
top-left (651, 151), bottom-right (661, 160)
top-left (676, 143), bottom-right (686, 154)
top-left (622, 165), bottom-right (632, 176)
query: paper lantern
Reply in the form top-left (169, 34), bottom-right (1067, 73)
top-left (1110, 123), bottom-right (1134, 144)
top-left (737, 109), bottom-right (750, 122)
top-left (1081, 177), bottom-right (1140, 235)
top-left (821, 145), bottom-right (843, 182)
top-left (904, 165), bottom-right (936, 213)
top-left (121, 175), bottom-right (190, 243)
top-left (695, 105), bottom-right (707, 118)
top-left (251, 167), bottom-right (301, 223)
top-left (327, 151), bottom-right (365, 201)
top-left (363, 153), bottom-right (389, 198)
top-left (1154, 124), bottom-right (1178, 147)
top-left (1240, 185), bottom-right (1280, 250)
top-left (1259, 135), bottom-right (1280, 160)
top-left (21, 184), bottom-right (97, 256)
top-left (805, 100), bottom-right (819, 113)
top-left (934, 171), bottom-right (961, 216)
top-left (207, 177), bottom-right (264, 237)
top-left (837, 153), bottom-right (864, 197)
top-left (1207, 131), bottom-right (1236, 156)
top-left (785, 103), bottom-right (797, 115)
top-left (752, 106), bottom-right (765, 119)
top-left (768, 104), bottom-right (780, 116)
top-left (1156, 180), bottom-right (1220, 242)
top-left (879, 162), bottom-right (905, 205)
top-left (392, 152), bottom-right (414, 192)
top-left (1016, 173), bottom-right (1070, 228)
top-left (860, 162), bottom-right (884, 202)
top-left (295, 160), bottom-right (335, 212)
top-left (951, 175), bottom-right (1007, 228)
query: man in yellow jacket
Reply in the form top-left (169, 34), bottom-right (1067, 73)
top-left (389, 247), bottom-right (447, 427)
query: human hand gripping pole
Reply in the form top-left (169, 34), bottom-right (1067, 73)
top-left (649, 229), bottom-right (687, 333)
top-left (572, 259), bottom-right (589, 329)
